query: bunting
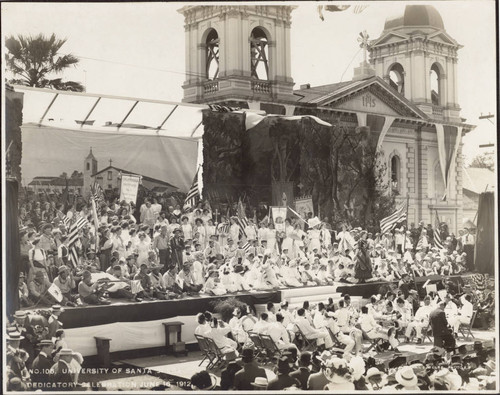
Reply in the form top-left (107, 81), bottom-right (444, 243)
top-left (435, 124), bottom-right (463, 200)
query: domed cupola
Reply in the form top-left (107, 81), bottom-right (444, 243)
top-left (384, 5), bottom-right (444, 32)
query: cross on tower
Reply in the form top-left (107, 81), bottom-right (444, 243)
top-left (109, 159), bottom-right (113, 167)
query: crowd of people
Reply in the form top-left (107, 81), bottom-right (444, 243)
top-left (189, 293), bottom-right (496, 391)
top-left (7, 193), bottom-right (494, 391)
top-left (17, 193), bottom-right (479, 308)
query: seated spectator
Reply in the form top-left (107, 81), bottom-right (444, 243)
top-left (28, 271), bottom-right (55, 306)
top-left (267, 356), bottom-right (301, 390)
top-left (233, 348), bottom-right (266, 390)
top-left (290, 351), bottom-right (312, 390)
top-left (52, 265), bottom-right (78, 306)
top-left (77, 270), bottom-right (110, 305)
top-left (190, 370), bottom-right (217, 390)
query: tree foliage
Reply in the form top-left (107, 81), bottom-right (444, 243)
top-left (468, 151), bottom-right (495, 171)
top-left (5, 33), bottom-right (85, 91)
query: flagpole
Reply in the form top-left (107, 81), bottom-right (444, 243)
top-left (402, 195), bottom-right (410, 253)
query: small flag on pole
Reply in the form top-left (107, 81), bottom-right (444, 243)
top-left (380, 199), bottom-right (408, 235)
top-left (237, 198), bottom-right (248, 238)
top-left (434, 211), bottom-right (444, 249)
top-left (184, 170), bottom-right (200, 209)
top-left (47, 283), bottom-right (63, 302)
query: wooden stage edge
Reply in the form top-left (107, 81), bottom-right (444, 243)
top-left (23, 274), bottom-right (470, 330)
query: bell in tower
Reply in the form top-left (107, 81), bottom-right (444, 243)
top-left (178, 5), bottom-right (297, 107)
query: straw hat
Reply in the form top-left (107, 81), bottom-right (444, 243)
top-left (395, 366), bottom-right (418, 388)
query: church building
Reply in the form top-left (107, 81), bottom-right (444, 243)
top-left (178, 5), bottom-right (474, 233)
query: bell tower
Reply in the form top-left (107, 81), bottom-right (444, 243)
top-left (83, 147), bottom-right (97, 198)
top-left (369, 5), bottom-right (463, 122)
top-left (178, 5), bottom-right (297, 106)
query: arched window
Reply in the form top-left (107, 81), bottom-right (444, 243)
top-left (388, 63), bottom-right (405, 95)
top-left (390, 155), bottom-right (401, 195)
top-left (434, 163), bottom-right (445, 198)
top-left (205, 29), bottom-right (219, 80)
top-left (250, 27), bottom-right (269, 80)
top-left (430, 63), bottom-right (441, 105)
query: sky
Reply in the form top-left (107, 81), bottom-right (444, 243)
top-left (2, 1), bottom-right (497, 164)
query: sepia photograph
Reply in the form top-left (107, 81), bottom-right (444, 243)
top-left (2, 1), bottom-right (498, 393)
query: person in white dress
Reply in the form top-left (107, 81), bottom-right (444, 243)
top-left (181, 216), bottom-right (193, 242)
top-left (194, 218), bottom-right (207, 249)
top-left (229, 217), bottom-right (240, 244)
top-left (136, 232), bottom-right (150, 265)
top-left (266, 223), bottom-right (278, 254)
top-left (281, 219), bottom-right (295, 259)
top-left (205, 219), bottom-right (216, 240)
top-left (257, 222), bottom-right (268, 244)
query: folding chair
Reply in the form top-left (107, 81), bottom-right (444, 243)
top-left (205, 337), bottom-right (227, 369)
top-left (361, 329), bottom-right (385, 353)
top-left (195, 334), bottom-right (216, 369)
top-left (458, 310), bottom-right (477, 340)
top-left (423, 323), bottom-right (433, 343)
top-left (248, 331), bottom-right (268, 363)
top-left (294, 324), bottom-right (316, 351)
top-left (326, 327), bottom-right (346, 354)
top-left (259, 334), bottom-right (283, 362)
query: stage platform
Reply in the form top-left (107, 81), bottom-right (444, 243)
top-left (117, 329), bottom-right (495, 390)
top-left (23, 274), bottom-right (471, 357)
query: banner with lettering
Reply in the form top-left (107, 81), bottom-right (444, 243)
top-left (271, 207), bottom-right (288, 224)
top-left (119, 174), bottom-right (141, 204)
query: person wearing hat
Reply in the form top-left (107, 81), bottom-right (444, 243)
top-left (6, 331), bottom-right (30, 382)
top-left (133, 263), bottom-right (155, 300)
top-left (39, 223), bottom-right (57, 253)
top-left (31, 339), bottom-right (54, 386)
top-left (390, 365), bottom-right (420, 391)
top-left (48, 305), bottom-right (65, 338)
top-left (266, 356), bottom-right (301, 390)
top-left (170, 227), bottom-right (185, 270)
top-left (149, 264), bottom-right (167, 299)
top-left (48, 348), bottom-right (76, 386)
top-left (28, 270), bottom-right (55, 306)
top-left (52, 265), bottom-right (78, 307)
top-left (365, 366), bottom-right (387, 390)
top-left (233, 347), bottom-right (267, 390)
top-left (190, 370), bottom-right (218, 390)
top-left (78, 270), bottom-right (111, 305)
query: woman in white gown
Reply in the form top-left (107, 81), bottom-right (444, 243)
top-left (308, 226), bottom-right (322, 253)
top-left (229, 217), bottom-right (240, 244)
top-left (281, 219), bottom-right (295, 259)
top-left (266, 223), bottom-right (278, 254)
top-left (194, 218), bottom-right (207, 248)
top-left (291, 222), bottom-right (306, 259)
top-left (136, 232), bottom-right (150, 265)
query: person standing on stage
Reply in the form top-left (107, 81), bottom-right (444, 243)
top-left (170, 228), bottom-right (185, 269)
top-left (152, 225), bottom-right (170, 271)
top-left (429, 302), bottom-right (452, 349)
top-left (461, 227), bottom-right (475, 271)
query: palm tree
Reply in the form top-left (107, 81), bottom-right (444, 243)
top-left (5, 33), bottom-right (85, 92)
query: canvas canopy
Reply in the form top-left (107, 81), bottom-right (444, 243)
top-left (14, 86), bottom-right (207, 192)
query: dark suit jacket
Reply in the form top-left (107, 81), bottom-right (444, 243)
top-left (290, 367), bottom-right (311, 390)
top-left (429, 307), bottom-right (449, 336)
top-left (233, 362), bottom-right (266, 390)
top-left (307, 371), bottom-right (329, 390)
top-left (31, 352), bottom-right (53, 383)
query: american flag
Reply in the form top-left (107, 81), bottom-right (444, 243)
top-left (242, 242), bottom-right (251, 252)
top-left (67, 214), bottom-right (89, 268)
top-left (237, 199), bottom-right (248, 238)
top-left (91, 181), bottom-right (105, 209)
top-left (184, 170), bottom-right (200, 209)
top-left (434, 212), bottom-right (444, 249)
top-left (380, 199), bottom-right (407, 235)
top-left (208, 104), bottom-right (241, 113)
